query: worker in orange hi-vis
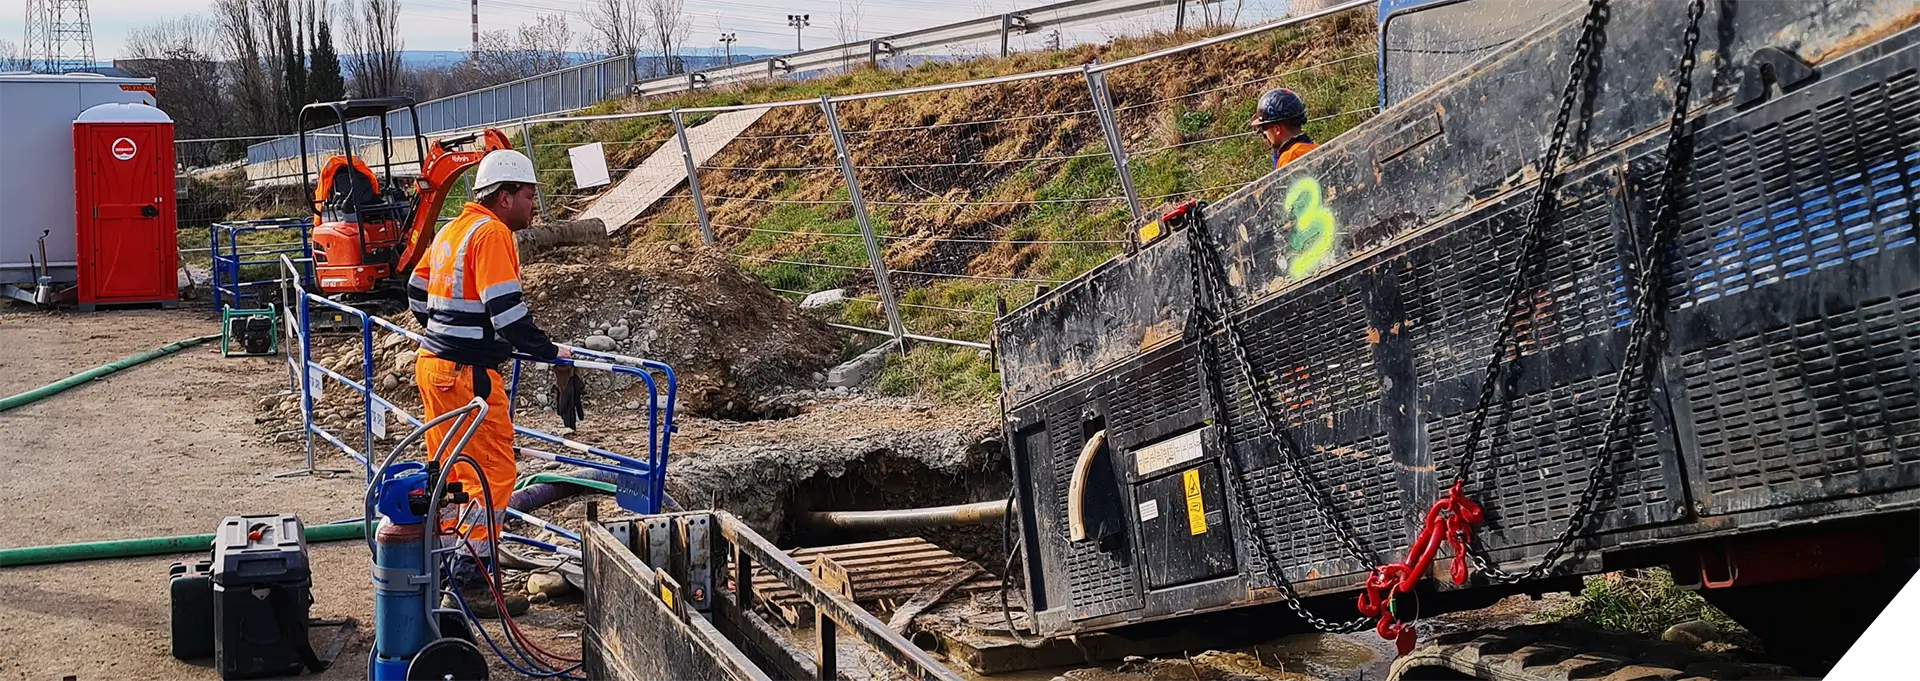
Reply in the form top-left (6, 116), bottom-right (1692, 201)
top-left (1249, 88), bottom-right (1319, 170)
top-left (407, 148), bottom-right (570, 618)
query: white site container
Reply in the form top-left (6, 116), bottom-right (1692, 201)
top-left (0, 73), bottom-right (157, 290)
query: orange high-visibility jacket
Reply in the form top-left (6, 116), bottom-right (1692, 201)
top-left (408, 203), bottom-right (560, 366)
top-left (1273, 134), bottom-right (1318, 170)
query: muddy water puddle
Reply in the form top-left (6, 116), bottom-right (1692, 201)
top-left (950, 595), bottom-right (1560, 680)
top-left (955, 631), bottom-right (1398, 681)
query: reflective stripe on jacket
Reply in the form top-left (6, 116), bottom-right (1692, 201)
top-left (408, 202), bottom-right (559, 366)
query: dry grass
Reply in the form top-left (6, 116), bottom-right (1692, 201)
top-left (528, 12), bottom-right (1382, 401)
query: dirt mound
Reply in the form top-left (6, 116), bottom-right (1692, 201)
top-left (520, 242), bottom-right (843, 418)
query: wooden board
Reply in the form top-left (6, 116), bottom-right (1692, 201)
top-left (750, 537), bottom-right (1003, 626)
top-left (583, 523), bottom-right (770, 681)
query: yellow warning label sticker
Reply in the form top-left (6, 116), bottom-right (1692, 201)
top-left (660, 584), bottom-right (675, 608)
top-left (1183, 468), bottom-right (1207, 535)
top-left (1138, 219), bottom-right (1164, 244)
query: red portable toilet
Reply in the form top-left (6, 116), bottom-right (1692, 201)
top-left (73, 102), bottom-right (178, 310)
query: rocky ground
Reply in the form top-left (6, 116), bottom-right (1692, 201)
top-left (0, 306), bottom-right (381, 681)
top-left (1, 303), bottom-right (1757, 681)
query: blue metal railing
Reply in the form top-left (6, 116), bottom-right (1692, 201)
top-left (247, 56), bottom-right (635, 165)
top-left (277, 256), bottom-right (677, 514)
top-left (210, 218), bottom-right (314, 311)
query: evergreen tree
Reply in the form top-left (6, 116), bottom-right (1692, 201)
top-left (310, 20), bottom-right (346, 103)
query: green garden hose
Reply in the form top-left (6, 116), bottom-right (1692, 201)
top-left (515, 472), bottom-right (618, 494)
top-left (0, 521), bottom-right (365, 568)
top-left (0, 333), bottom-right (222, 414)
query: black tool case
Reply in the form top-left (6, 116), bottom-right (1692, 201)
top-left (211, 514), bottom-right (314, 679)
top-left (170, 559), bottom-right (217, 660)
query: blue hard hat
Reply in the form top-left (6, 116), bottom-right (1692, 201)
top-left (1249, 88), bottom-right (1308, 128)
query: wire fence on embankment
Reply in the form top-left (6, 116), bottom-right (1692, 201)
top-left (517, 1), bottom-right (1380, 350)
top-left (174, 0), bottom-right (1381, 353)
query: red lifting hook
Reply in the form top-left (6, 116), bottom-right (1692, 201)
top-left (1355, 482), bottom-right (1484, 648)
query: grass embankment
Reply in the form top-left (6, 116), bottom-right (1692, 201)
top-left (1540, 569), bottom-right (1750, 644)
top-left (189, 10), bottom-right (1379, 402)
top-left (533, 11), bottom-right (1380, 402)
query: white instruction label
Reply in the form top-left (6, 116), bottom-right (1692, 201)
top-left (370, 403), bottom-right (388, 439)
top-left (1134, 429), bottom-right (1205, 477)
top-left (1137, 499), bottom-right (1161, 522)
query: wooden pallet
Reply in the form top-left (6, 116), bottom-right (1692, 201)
top-left (750, 537), bottom-right (1001, 626)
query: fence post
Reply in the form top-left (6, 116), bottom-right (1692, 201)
top-left (819, 95), bottom-right (907, 346)
top-left (272, 291), bottom-right (322, 479)
top-left (522, 122), bottom-right (547, 220)
top-left (670, 110), bottom-right (718, 245)
top-left (1000, 14), bottom-right (1013, 58)
top-left (1084, 65), bottom-right (1144, 220)
top-left (359, 315), bottom-right (375, 468)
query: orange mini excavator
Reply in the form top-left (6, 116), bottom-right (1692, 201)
top-left (297, 97), bottom-right (513, 294)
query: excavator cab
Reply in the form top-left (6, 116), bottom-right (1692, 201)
top-left (297, 98), bottom-right (516, 295)
top-left (298, 97), bottom-right (428, 294)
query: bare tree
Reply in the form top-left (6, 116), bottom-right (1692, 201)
top-left (0, 40), bottom-right (26, 71)
top-left (468, 14), bottom-right (575, 87)
top-left (341, 0), bottom-right (403, 97)
top-left (586, 0), bottom-right (646, 61)
top-left (214, 0), bottom-right (277, 134)
top-left (122, 16), bottom-right (227, 141)
top-left (644, 0), bottom-right (689, 76)
top-left (832, 0), bottom-right (866, 70)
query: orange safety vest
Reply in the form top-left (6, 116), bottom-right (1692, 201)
top-left (408, 203), bottom-right (557, 366)
top-left (1273, 135), bottom-right (1319, 170)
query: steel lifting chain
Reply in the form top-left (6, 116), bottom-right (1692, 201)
top-left (1459, 0), bottom-right (1707, 583)
top-left (1179, 0), bottom-right (1710, 629)
top-left (1185, 223), bottom-right (1373, 633)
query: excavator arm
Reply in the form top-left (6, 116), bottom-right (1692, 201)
top-left (394, 128), bottom-right (515, 277)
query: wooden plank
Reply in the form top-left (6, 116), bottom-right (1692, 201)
top-left (785, 537), bottom-right (925, 558)
top-left (584, 523), bottom-right (771, 681)
top-left (744, 534), bottom-right (1006, 627)
top-left (751, 554), bottom-right (967, 588)
top-left (887, 563), bottom-right (983, 631)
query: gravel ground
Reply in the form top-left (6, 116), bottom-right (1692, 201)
top-left (0, 306), bottom-right (580, 680)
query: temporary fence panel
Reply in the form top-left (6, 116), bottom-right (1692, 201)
top-left (200, 2), bottom-right (1379, 352)
top-left (276, 256), bottom-right (679, 514)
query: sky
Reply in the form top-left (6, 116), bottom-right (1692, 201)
top-left (5, 0), bottom-right (1303, 62)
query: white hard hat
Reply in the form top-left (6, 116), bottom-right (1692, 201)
top-left (473, 149), bottom-right (539, 199)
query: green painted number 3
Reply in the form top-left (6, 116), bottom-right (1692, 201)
top-left (1284, 177), bottom-right (1337, 280)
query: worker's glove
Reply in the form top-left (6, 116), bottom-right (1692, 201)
top-left (552, 365), bottom-right (586, 429)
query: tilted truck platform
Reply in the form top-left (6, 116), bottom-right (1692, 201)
top-left (576, 2), bottom-right (1920, 679)
top-left (992, 0), bottom-right (1920, 674)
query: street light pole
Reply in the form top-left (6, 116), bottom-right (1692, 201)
top-left (787, 14), bottom-right (810, 52)
top-left (719, 31), bottom-right (737, 65)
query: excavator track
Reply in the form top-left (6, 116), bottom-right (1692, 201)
top-left (1387, 624), bottom-right (1811, 681)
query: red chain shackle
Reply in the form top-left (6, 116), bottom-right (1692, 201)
top-left (1356, 481), bottom-right (1484, 646)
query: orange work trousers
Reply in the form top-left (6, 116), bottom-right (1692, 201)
top-left (416, 350), bottom-right (516, 543)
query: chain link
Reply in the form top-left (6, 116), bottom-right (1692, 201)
top-left (1178, 0), bottom-right (1709, 620)
top-left (1462, 0), bottom-right (1706, 583)
top-left (1185, 220), bottom-right (1373, 633)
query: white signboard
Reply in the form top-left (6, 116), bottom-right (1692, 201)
top-left (1134, 429), bottom-right (1205, 477)
top-left (568, 142), bottom-right (612, 189)
top-left (370, 402), bottom-right (388, 439)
